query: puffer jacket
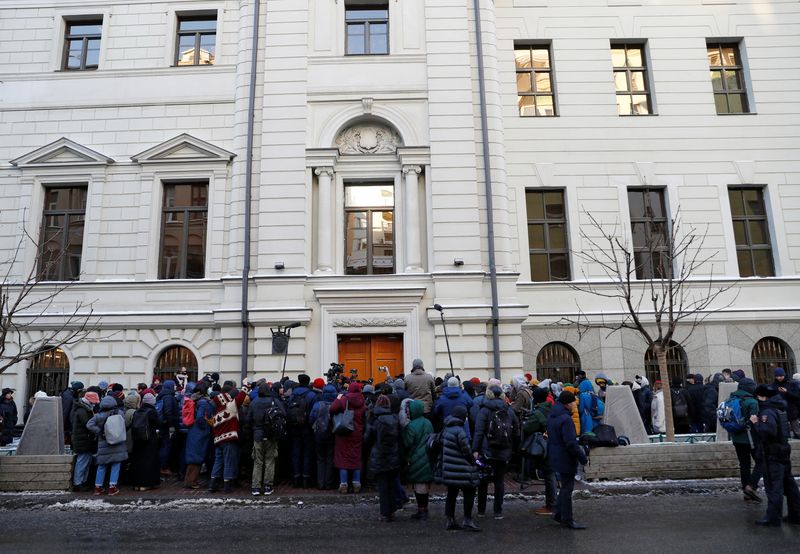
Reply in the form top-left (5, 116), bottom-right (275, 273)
top-left (578, 380), bottom-right (598, 434)
top-left (70, 399), bottom-right (97, 454)
top-left (472, 397), bottom-right (518, 462)
top-left (156, 380), bottom-right (180, 430)
top-left (440, 415), bottom-right (479, 487)
top-left (434, 386), bottom-right (473, 437)
top-left (86, 396), bottom-right (128, 465)
top-left (364, 405), bottom-right (402, 475)
top-left (185, 393), bottom-right (214, 465)
top-left (404, 368), bottom-right (436, 414)
top-left (403, 400), bottom-right (434, 484)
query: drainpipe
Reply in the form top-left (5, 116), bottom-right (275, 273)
top-left (471, 0), bottom-right (501, 379)
top-left (240, 0), bottom-right (261, 383)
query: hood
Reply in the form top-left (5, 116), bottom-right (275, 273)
top-left (346, 390), bottom-right (365, 409)
top-left (393, 379), bottom-right (405, 391)
top-left (737, 378), bottom-right (757, 395)
top-left (184, 382), bottom-right (196, 395)
top-left (411, 367), bottom-right (425, 376)
top-left (123, 393), bottom-right (140, 410)
top-left (321, 384), bottom-right (338, 402)
top-left (578, 380), bottom-right (595, 394)
top-left (483, 397), bottom-right (506, 411)
top-left (731, 389), bottom-right (754, 400)
top-left (292, 386), bottom-right (311, 397)
top-left (99, 396), bottom-right (117, 411)
top-left (443, 386), bottom-right (461, 399)
top-left (372, 405), bottom-right (392, 418)
top-left (636, 375), bottom-right (650, 387)
top-left (631, 382), bottom-right (641, 392)
top-left (595, 373), bottom-right (610, 385)
top-left (711, 373), bottom-right (724, 387)
top-left (444, 414), bottom-right (464, 427)
top-left (511, 374), bottom-right (527, 390)
top-left (538, 379), bottom-right (552, 390)
top-left (409, 399), bottom-right (424, 420)
top-left (550, 402), bottom-right (571, 418)
top-left (162, 380), bottom-right (176, 394)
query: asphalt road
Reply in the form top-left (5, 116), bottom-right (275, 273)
top-left (1, 492), bottom-right (798, 553)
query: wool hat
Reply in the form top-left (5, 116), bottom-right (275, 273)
top-left (525, 373), bottom-right (533, 382)
top-left (71, 381), bottom-right (85, 392)
top-left (412, 358), bottom-right (424, 370)
top-left (363, 384), bottom-right (375, 394)
top-left (111, 383), bottom-right (124, 393)
top-left (83, 391), bottom-right (100, 405)
top-left (2, 388), bottom-right (14, 396)
top-left (732, 369), bottom-right (745, 382)
top-left (774, 367), bottom-right (786, 378)
top-left (487, 385), bottom-right (503, 399)
top-left (558, 391), bottom-right (576, 405)
top-left (737, 378), bottom-right (757, 395)
top-left (270, 381), bottom-right (283, 395)
top-left (298, 374), bottom-right (311, 386)
top-left (533, 387), bottom-right (549, 404)
top-left (447, 376), bottom-right (460, 388)
top-left (469, 377), bottom-right (481, 385)
top-left (97, 380), bottom-right (109, 390)
top-left (393, 378), bottom-right (405, 391)
top-left (142, 393), bottom-right (156, 406)
top-left (312, 378), bottom-right (325, 390)
top-left (754, 384), bottom-right (777, 398)
top-left (375, 395), bottom-right (391, 408)
top-left (451, 405), bottom-right (468, 420)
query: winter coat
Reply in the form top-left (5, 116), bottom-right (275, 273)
top-left (288, 386), bottom-right (318, 426)
top-left (440, 415), bottom-right (479, 487)
top-left (389, 389), bottom-right (411, 414)
top-left (651, 390), bottom-right (666, 433)
top-left (130, 403), bottom-right (160, 488)
top-left (123, 393), bottom-right (140, 454)
top-left (578, 380), bottom-right (599, 434)
top-left (185, 394), bottom-right (214, 465)
top-left (686, 381), bottom-right (705, 425)
top-left (547, 402), bottom-right (588, 475)
top-left (86, 396), bottom-right (128, 465)
top-left (248, 395), bottom-right (286, 442)
top-left (404, 368), bottom-right (436, 414)
top-left (403, 400), bottom-right (434, 484)
top-left (753, 395), bottom-right (791, 462)
top-left (0, 397), bottom-right (18, 445)
top-left (702, 373), bottom-right (724, 431)
top-left (61, 389), bottom-right (76, 434)
top-left (434, 387), bottom-right (473, 437)
top-left (156, 380), bottom-right (180, 430)
top-left (330, 389), bottom-right (367, 470)
top-left (563, 386), bottom-right (582, 435)
top-left (522, 399), bottom-right (552, 436)
top-left (511, 386), bottom-right (533, 419)
top-left (211, 390), bottom-right (247, 446)
top-left (472, 397), bottom-right (518, 463)
top-left (727, 388), bottom-right (759, 445)
top-left (70, 399), bottom-right (97, 454)
top-left (469, 394), bottom-right (486, 435)
top-left (774, 379), bottom-right (800, 420)
top-left (364, 405), bottom-right (402, 475)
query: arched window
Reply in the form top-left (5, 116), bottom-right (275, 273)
top-left (154, 345), bottom-right (198, 385)
top-left (27, 347), bottom-right (70, 399)
top-left (644, 341), bottom-right (689, 386)
top-left (752, 337), bottom-right (796, 384)
top-left (536, 342), bottom-right (581, 383)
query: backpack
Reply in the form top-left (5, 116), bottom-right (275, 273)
top-left (589, 394), bottom-right (605, 419)
top-left (487, 408), bottom-right (513, 450)
top-left (132, 409), bottom-right (151, 442)
top-left (312, 401), bottom-right (332, 441)
top-left (286, 392), bottom-right (308, 427)
top-left (672, 389), bottom-right (689, 421)
top-left (717, 397), bottom-right (747, 433)
top-left (263, 400), bottom-right (287, 440)
top-left (593, 424), bottom-right (619, 447)
top-left (104, 412), bottom-right (126, 445)
top-left (182, 396), bottom-right (196, 427)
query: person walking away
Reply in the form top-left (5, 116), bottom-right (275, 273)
top-left (524, 387), bottom-right (557, 516)
top-left (434, 377), bottom-right (473, 437)
top-left (772, 368), bottom-right (800, 439)
top-left (130, 393), bottom-right (161, 491)
top-left (365, 395), bottom-right (402, 522)
top-left (404, 358), bottom-right (437, 418)
top-left (71, 391), bottom-right (99, 491)
top-left (0, 388), bottom-right (18, 446)
top-left (155, 379), bottom-right (180, 477)
top-left (751, 384), bottom-right (800, 526)
top-left (472, 385), bottom-right (517, 520)
top-left (441, 404), bottom-right (481, 532)
top-left (86, 395), bottom-right (128, 496)
top-left (286, 374), bottom-right (317, 488)
top-left (671, 378), bottom-right (691, 434)
top-left (686, 374), bottom-right (705, 433)
top-left (61, 381), bottom-right (83, 446)
top-left (248, 382), bottom-right (287, 495)
top-left (184, 381), bottom-right (214, 489)
top-left (633, 375), bottom-right (653, 433)
top-left (722, 378), bottom-right (763, 503)
top-left (547, 391), bottom-right (589, 530)
top-left (403, 399), bottom-right (434, 520)
top-left (577, 380), bottom-right (601, 435)
top-left (651, 381), bottom-right (666, 434)
top-left (703, 373), bottom-right (724, 432)
top-left (310, 384), bottom-right (337, 490)
top-left (208, 382), bottom-right (249, 493)
top-left (120, 391), bottom-right (140, 486)
top-left (330, 381), bottom-right (367, 493)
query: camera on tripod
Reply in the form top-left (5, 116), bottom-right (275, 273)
top-left (326, 362), bottom-right (344, 382)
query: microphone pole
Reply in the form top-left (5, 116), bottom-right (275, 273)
top-left (434, 304), bottom-right (454, 377)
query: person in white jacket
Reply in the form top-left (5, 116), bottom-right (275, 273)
top-left (651, 380), bottom-right (666, 434)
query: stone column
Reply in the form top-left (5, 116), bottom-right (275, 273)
top-left (315, 167), bottom-right (334, 273)
top-left (403, 165), bottom-right (423, 273)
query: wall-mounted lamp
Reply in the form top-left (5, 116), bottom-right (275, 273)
top-left (274, 261), bottom-right (285, 270)
top-left (453, 258), bottom-right (464, 267)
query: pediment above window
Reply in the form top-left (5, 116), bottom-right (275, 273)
top-left (9, 138), bottom-right (114, 168)
top-left (131, 134), bottom-right (235, 164)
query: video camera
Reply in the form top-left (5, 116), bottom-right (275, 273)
top-left (326, 362), bottom-right (344, 383)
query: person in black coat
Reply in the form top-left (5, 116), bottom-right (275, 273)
top-left (547, 391), bottom-right (589, 530)
top-left (364, 395), bottom-right (402, 521)
top-left (703, 373), bottom-right (724, 432)
top-left (61, 382), bottom-right (83, 443)
top-left (686, 374), bottom-right (705, 433)
top-left (131, 393), bottom-right (161, 491)
top-left (156, 380), bottom-right (180, 475)
top-left (0, 388), bottom-right (18, 446)
top-left (441, 404), bottom-right (480, 531)
top-left (773, 368), bottom-right (800, 438)
top-left (472, 385), bottom-right (518, 519)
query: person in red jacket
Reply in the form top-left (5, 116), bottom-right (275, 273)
top-left (208, 381), bottom-right (249, 493)
top-left (330, 382), bottom-right (367, 493)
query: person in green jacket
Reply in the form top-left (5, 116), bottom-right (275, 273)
top-left (727, 377), bottom-right (763, 503)
top-left (403, 399), bottom-right (434, 520)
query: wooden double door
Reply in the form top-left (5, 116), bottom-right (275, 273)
top-left (337, 334), bottom-right (403, 383)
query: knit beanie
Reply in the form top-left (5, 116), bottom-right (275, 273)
top-left (558, 391), bottom-right (576, 405)
top-left (774, 367), bottom-right (786, 378)
top-left (451, 405), bottom-right (467, 420)
top-left (447, 376), bottom-right (460, 388)
top-left (313, 378), bottom-right (325, 390)
top-left (533, 387), bottom-right (549, 404)
top-left (83, 392), bottom-right (100, 405)
top-left (732, 369), bottom-right (745, 382)
top-left (298, 374), bottom-right (311, 386)
top-left (142, 393), bottom-right (156, 406)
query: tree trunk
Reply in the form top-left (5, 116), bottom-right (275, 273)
top-left (656, 345), bottom-right (676, 442)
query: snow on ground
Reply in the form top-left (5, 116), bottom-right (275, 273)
top-left (46, 497), bottom-right (286, 512)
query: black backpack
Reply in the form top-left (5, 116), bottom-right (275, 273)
top-left (262, 399), bottom-right (287, 440)
top-left (286, 393), bottom-right (308, 427)
top-left (312, 401), bottom-right (332, 441)
top-left (487, 408), bottom-right (513, 449)
top-left (672, 389), bottom-right (689, 421)
top-left (131, 409), bottom-right (151, 442)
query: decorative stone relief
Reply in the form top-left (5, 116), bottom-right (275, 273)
top-left (332, 317), bottom-right (406, 328)
top-left (335, 124), bottom-right (402, 155)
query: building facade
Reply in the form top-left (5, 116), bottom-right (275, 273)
top-left (1, 0), bottom-right (799, 407)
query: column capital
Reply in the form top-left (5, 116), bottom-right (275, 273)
top-left (314, 166), bottom-right (335, 177)
top-left (402, 164), bottom-right (422, 176)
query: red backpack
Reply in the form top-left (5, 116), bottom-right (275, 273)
top-left (182, 396), bottom-right (196, 427)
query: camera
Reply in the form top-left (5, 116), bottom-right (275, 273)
top-left (326, 362), bottom-right (344, 383)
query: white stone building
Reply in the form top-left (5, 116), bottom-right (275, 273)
top-left (1, 0), bottom-right (799, 408)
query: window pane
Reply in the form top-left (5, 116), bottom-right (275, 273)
top-left (728, 94), bottom-right (746, 113)
top-left (630, 71), bottom-right (646, 91)
top-left (617, 95), bottom-right (632, 116)
top-left (714, 93), bottom-right (729, 113)
top-left (628, 190), bottom-right (644, 218)
top-left (544, 191), bottom-right (564, 219)
top-left (68, 23), bottom-right (102, 35)
top-left (199, 34), bottom-right (216, 64)
top-left (516, 73), bottom-right (532, 93)
top-left (732, 221), bottom-right (747, 245)
top-left (515, 48), bottom-right (532, 69)
top-left (707, 46), bottom-right (721, 67)
top-left (737, 250), bottom-right (753, 277)
top-left (530, 253), bottom-right (549, 282)
top-left (728, 189), bottom-right (744, 216)
top-left (536, 95), bottom-right (554, 116)
top-left (632, 222), bottom-right (647, 247)
top-left (710, 70), bottom-right (723, 91)
top-left (65, 40), bottom-right (83, 69)
top-left (518, 95), bottom-right (536, 116)
top-left (748, 220), bottom-right (768, 245)
top-left (721, 46), bottom-right (737, 66)
top-left (724, 69), bottom-right (741, 91)
top-left (85, 39), bottom-right (100, 67)
top-left (535, 73), bottom-right (551, 93)
top-left (177, 34), bottom-right (197, 65)
top-left (611, 48), bottom-right (626, 68)
top-left (632, 95), bottom-right (650, 114)
top-left (345, 184), bottom-right (393, 207)
top-left (528, 224), bottom-right (545, 249)
top-left (549, 253), bottom-right (570, 280)
top-left (626, 47), bottom-right (643, 67)
top-left (185, 216), bottom-right (207, 278)
top-left (160, 212), bottom-right (184, 279)
top-left (531, 48), bottom-right (550, 68)
top-left (178, 18), bottom-right (217, 32)
top-left (345, 212), bottom-right (368, 275)
top-left (549, 223), bottom-right (566, 249)
top-left (526, 191), bottom-right (544, 220)
top-left (346, 23), bottom-right (365, 55)
top-left (614, 72), bottom-right (628, 92)
top-left (346, 9), bottom-right (388, 20)
top-left (752, 250), bottom-right (774, 277)
top-left (372, 211), bottom-right (394, 274)
top-left (743, 189), bottom-right (764, 215)
top-left (369, 23), bottom-right (388, 54)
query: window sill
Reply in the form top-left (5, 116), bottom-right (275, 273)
top-left (716, 112), bottom-right (758, 116)
top-left (618, 113), bottom-right (659, 117)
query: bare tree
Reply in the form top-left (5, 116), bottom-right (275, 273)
top-left (559, 208), bottom-right (736, 442)
top-left (1, 229), bottom-right (98, 376)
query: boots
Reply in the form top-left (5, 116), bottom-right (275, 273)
top-left (410, 509), bottom-right (429, 521)
top-left (207, 478), bottom-right (219, 493)
top-left (223, 480), bottom-right (233, 494)
top-left (445, 517), bottom-right (461, 531)
top-left (184, 465), bottom-right (201, 489)
top-left (461, 518), bottom-right (481, 532)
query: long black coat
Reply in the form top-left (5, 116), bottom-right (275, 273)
top-left (546, 403), bottom-right (588, 475)
top-left (0, 397), bottom-right (17, 446)
top-left (70, 400), bottom-right (97, 454)
top-left (686, 382), bottom-right (705, 426)
top-left (441, 415), bottom-right (479, 487)
top-left (130, 404), bottom-right (160, 488)
top-left (364, 406), bottom-right (402, 475)
top-left (471, 398), bottom-right (518, 463)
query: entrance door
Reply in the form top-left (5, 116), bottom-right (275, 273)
top-left (338, 334), bottom-right (403, 383)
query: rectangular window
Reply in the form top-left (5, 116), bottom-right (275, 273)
top-left (611, 42), bottom-right (652, 115)
top-left (175, 14), bottom-right (217, 66)
top-left (515, 44), bottom-right (556, 117)
top-left (526, 190), bottom-right (570, 281)
top-left (728, 187), bottom-right (774, 277)
top-left (628, 188), bottom-right (670, 279)
top-left (345, 4), bottom-right (389, 55)
top-left (159, 182), bottom-right (208, 279)
top-left (38, 185), bottom-right (87, 281)
top-left (707, 41), bottom-right (749, 114)
top-left (63, 19), bottom-right (102, 71)
top-left (344, 183), bottom-right (394, 275)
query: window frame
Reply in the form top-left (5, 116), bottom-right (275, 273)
top-left (515, 42), bottom-right (557, 117)
top-left (158, 181), bottom-right (209, 280)
top-left (174, 13), bottom-right (218, 66)
top-left (707, 41), bottom-right (750, 115)
top-left (536, 341), bottom-right (581, 383)
top-left (344, 3), bottom-right (390, 56)
top-left (644, 341), bottom-right (689, 386)
top-left (627, 187), bottom-right (671, 279)
top-left (38, 184), bottom-right (88, 281)
top-left (343, 181), bottom-right (395, 276)
top-left (525, 188), bottom-right (571, 281)
top-left (728, 186), bottom-right (774, 277)
top-left (62, 18), bottom-right (103, 71)
top-left (611, 41), bottom-right (653, 116)
top-left (751, 337), bottom-right (796, 384)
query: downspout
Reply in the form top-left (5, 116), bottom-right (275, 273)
top-left (471, 0), bottom-right (501, 379)
top-left (240, 0), bottom-right (261, 383)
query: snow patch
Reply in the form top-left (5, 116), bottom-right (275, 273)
top-left (47, 497), bottom-right (283, 512)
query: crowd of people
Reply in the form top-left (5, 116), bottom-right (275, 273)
top-left (2, 360), bottom-right (799, 529)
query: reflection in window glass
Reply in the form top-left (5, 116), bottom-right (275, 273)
top-left (627, 188), bottom-right (670, 279)
top-left (525, 189), bottom-right (570, 281)
top-left (63, 19), bottom-right (103, 71)
top-left (176, 15), bottom-right (217, 66)
top-left (707, 41), bottom-right (749, 114)
top-left (728, 187), bottom-right (773, 277)
top-left (611, 43), bottom-right (652, 115)
top-left (345, 5), bottom-right (389, 55)
top-left (160, 182), bottom-right (208, 279)
top-left (38, 185), bottom-right (88, 281)
top-left (345, 183), bottom-right (394, 275)
top-left (516, 44), bottom-right (556, 117)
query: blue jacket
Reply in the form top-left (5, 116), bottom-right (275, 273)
top-left (185, 395), bottom-right (214, 465)
top-left (434, 386), bottom-right (473, 437)
top-left (156, 380), bottom-right (180, 429)
top-left (578, 380), bottom-right (597, 434)
top-left (547, 402), bottom-right (588, 475)
top-left (310, 385), bottom-right (337, 422)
